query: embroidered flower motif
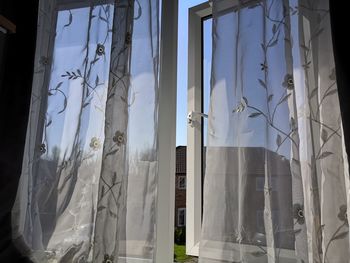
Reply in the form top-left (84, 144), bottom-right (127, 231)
top-left (260, 62), bottom-right (268, 71)
top-left (39, 56), bottom-right (50, 66)
top-left (113, 131), bottom-right (126, 146)
top-left (232, 97), bottom-right (248, 113)
top-left (96, 44), bottom-right (105, 56)
top-left (282, 74), bottom-right (294, 90)
top-left (39, 143), bottom-right (46, 154)
top-left (61, 160), bottom-right (68, 169)
top-left (293, 203), bottom-right (305, 225)
top-left (338, 205), bottom-right (348, 224)
top-left (89, 137), bottom-right (101, 151)
top-left (103, 254), bottom-right (114, 263)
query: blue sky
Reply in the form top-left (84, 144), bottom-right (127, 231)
top-left (176, 2), bottom-right (291, 158)
top-left (45, 1), bottom-right (292, 157)
top-left (176, 0), bottom-right (210, 146)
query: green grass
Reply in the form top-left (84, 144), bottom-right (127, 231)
top-left (174, 244), bottom-right (192, 262)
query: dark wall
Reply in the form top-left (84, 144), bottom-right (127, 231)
top-left (0, 0), bottom-right (38, 262)
top-left (329, 1), bottom-right (350, 159)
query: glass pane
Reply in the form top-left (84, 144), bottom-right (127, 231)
top-left (34, 4), bottom-right (113, 256)
top-left (201, 3), bottom-right (296, 257)
top-left (202, 17), bottom-right (212, 190)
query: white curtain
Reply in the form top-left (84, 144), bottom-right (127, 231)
top-left (11, 0), bottom-right (160, 262)
top-left (200, 0), bottom-right (349, 262)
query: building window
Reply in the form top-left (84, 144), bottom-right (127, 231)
top-left (178, 208), bottom-right (186, 227)
top-left (178, 176), bottom-right (186, 189)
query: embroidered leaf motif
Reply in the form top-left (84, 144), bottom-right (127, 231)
top-left (261, 43), bottom-right (266, 51)
top-left (107, 93), bottom-right (115, 100)
top-left (313, 28), bottom-right (324, 39)
top-left (134, 0), bottom-right (142, 20)
top-left (318, 151), bottom-right (333, 160)
top-left (258, 79), bottom-right (267, 89)
top-left (321, 129), bottom-right (328, 142)
top-left (272, 24), bottom-right (277, 34)
top-left (324, 89), bottom-right (337, 98)
top-left (64, 12), bottom-right (73, 28)
top-left (290, 117), bottom-right (296, 130)
top-left (55, 82), bottom-right (63, 90)
top-left (268, 38), bottom-right (278, 47)
top-left (276, 134), bottom-right (282, 147)
top-left (105, 149), bottom-right (119, 158)
top-left (112, 172), bottom-right (117, 185)
top-left (109, 210), bottom-right (117, 218)
top-left (331, 231), bottom-right (348, 241)
top-left (58, 95), bottom-right (67, 114)
top-left (242, 97), bottom-right (248, 105)
top-left (300, 44), bottom-right (309, 51)
top-left (97, 206), bottom-right (106, 212)
top-left (277, 93), bottom-right (291, 106)
top-left (99, 16), bottom-right (109, 23)
top-left (82, 102), bottom-right (90, 108)
top-left (268, 94), bottom-right (273, 102)
top-left (329, 68), bottom-right (336, 80)
top-left (292, 158), bottom-right (300, 166)
top-left (303, 61), bottom-right (311, 69)
top-left (294, 229), bottom-right (302, 235)
top-left (309, 88), bottom-right (318, 99)
top-left (249, 112), bottom-right (262, 118)
top-left (91, 57), bottom-right (100, 65)
top-left (46, 119), bottom-right (52, 127)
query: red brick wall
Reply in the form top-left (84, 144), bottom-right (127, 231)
top-left (175, 173), bottom-right (186, 227)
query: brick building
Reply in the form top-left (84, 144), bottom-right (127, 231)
top-left (175, 146), bottom-right (187, 228)
top-left (175, 146), bottom-right (294, 249)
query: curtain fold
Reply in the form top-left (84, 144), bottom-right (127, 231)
top-left (200, 0), bottom-right (349, 262)
top-left (11, 0), bottom-right (160, 262)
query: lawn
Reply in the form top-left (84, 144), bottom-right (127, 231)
top-left (174, 244), bottom-right (197, 262)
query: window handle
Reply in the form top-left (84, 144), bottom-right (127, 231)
top-left (187, 111), bottom-right (208, 127)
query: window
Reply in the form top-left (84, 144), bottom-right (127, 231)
top-left (186, 1), bottom-right (211, 256)
top-left (178, 176), bottom-right (186, 189)
top-left (178, 208), bottom-right (186, 227)
top-left (185, 1), bottom-right (296, 260)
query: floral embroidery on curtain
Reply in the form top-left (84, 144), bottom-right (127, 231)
top-left (200, 0), bottom-right (349, 262)
top-left (12, 0), bottom-right (160, 262)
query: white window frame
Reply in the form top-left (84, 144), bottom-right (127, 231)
top-left (186, 1), bottom-right (212, 257)
top-left (186, 1), bottom-right (298, 261)
top-left (177, 208), bottom-right (186, 227)
top-left (156, 0), bottom-right (178, 263)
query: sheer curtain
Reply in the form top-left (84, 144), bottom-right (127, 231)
top-left (200, 0), bottom-right (349, 262)
top-left (11, 0), bottom-right (160, 262)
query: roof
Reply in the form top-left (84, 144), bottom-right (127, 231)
top-left (176, 146), bottom-right (291, 176)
